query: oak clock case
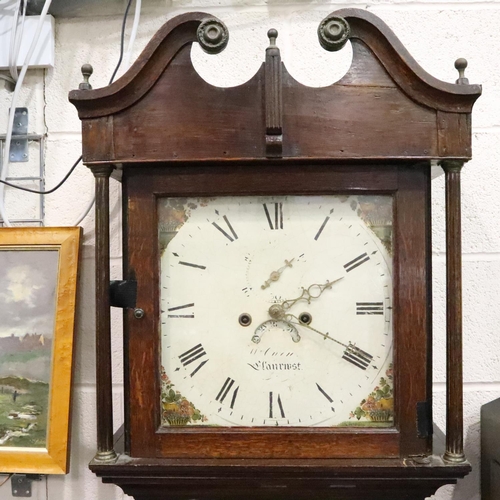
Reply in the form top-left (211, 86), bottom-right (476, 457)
top-left (68, 7), bottom-right (481, 500)
top-left (124, 165), bottom-right (422, 461)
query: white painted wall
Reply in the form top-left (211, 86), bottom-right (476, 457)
top-left (0, 1), bottom-right (498, 499)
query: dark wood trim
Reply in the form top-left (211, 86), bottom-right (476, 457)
top-left (123, 163), bottom-right (430, 460)
top-left (90, 455), bottom-right (471, 500)
top-left (69, 10), bottom-right (481, 120)
top-left (394, 164), bottom-right (432, 457)
top-left (441, 160), bottom-right (465, 463)
top-left (122, 179), bottom-right (131, 455)
top-left (334, 9), bottom-right (481, 113)
top-left (90, 165), bottom-right (117, 463)
top-left (265, 29), bottom-right (283, 157)
top-left (69, 12), bottom-right (213, 119)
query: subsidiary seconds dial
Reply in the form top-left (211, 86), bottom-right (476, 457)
top-left (159, 195), bottom-right (393, 427)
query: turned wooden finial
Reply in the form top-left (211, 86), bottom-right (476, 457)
top-left (455, 58), bottom-right (469, 85)
top-left (79, 64), bottom-right (93, 90)
top-left (265, 27), bottom-right (282, 158)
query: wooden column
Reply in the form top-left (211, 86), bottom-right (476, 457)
top-left (91, 165), bottom-right (117, 463)
top-left (441, 160), bottom-right (466, 463)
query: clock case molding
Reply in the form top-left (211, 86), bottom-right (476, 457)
top-left (69, 9), bottom-right (481, 500)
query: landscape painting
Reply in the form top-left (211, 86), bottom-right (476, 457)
top-left (0, 249), bottom-right (59, 449)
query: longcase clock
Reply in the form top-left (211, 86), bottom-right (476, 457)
top-left (69, 9), bottom-right (481, 500)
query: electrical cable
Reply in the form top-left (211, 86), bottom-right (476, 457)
top-left (13, 0), bottom-right (27, 80)
top-left (0, 0), bottom-right (53, 226)
top-left (8, 0), bottom-right (21, 81)
top-left (71, 0), bottom-right (134, 226)
top-left (0, 474), bottom-right (12, 487)
top-left (108, 0), bottom-right (134, 85)
top-left (123, 0), bottom-right (142, 71)
top-left (73, 183), bottom-right (96, 226)
top-left (0, 73), bottom-right (16, 84)
top-left (0, 155), bottom-right (82, 194)
top-left (0, 0), bottom-right (136, 227)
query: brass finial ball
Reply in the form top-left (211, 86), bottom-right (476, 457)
top-left (454, 58), bottom-right (469, 84)
top-left (455, 58), bottom-right (468, 71)
top-left (81, 63), bottom-right (93, 78)
top-left (268, 28), bottom-right (278, 40)
top-left (79, 63), bottom-right (94, 90)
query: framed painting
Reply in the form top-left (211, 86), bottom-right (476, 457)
top-left (0, 227), bottom-right (81, 474)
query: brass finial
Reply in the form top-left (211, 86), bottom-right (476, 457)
top-left (267, 28), bottom-right (278, 47)
top-left (79, 64), bottom-right (93, 90)
top-left (197, 18), bottom-right (229, 55)
top-left (454, 58), bottom-right (469, 85)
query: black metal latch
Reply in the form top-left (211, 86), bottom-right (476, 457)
top-left (417, 401), bottom-right (433, 438)
top-left (109, 280), bottom-right (137, 309)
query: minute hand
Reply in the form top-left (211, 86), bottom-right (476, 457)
top-left (290, 319), bottom-right (373, 370)
top-left (280, 277), bottom-right (344, 312)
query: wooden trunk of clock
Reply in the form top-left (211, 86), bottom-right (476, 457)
top-left (69, 8), bottom-right (481, 500)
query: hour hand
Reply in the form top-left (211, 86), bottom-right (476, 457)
top-left (261, 258), bottom-right (294, 289)
top-left (278, 276), bottom-right (344, 314)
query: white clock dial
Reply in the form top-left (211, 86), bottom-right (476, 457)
top-left (159, 195), bottom-right (393, 427)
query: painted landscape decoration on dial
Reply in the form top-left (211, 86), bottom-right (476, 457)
top-left (0, 249), bottom-right (59, 448)
top-left (158, 195), bottom-right (393, 427)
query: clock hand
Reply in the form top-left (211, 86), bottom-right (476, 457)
top-left (261, 258), bottom-right (295, 289)
top-left (268, 276), bottom-right (344, 320)
top-left (288, 316), bottom-right (373, 370)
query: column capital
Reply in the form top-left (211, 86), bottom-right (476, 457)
top-left (439, 159), bottom-right (464, 173)
top-left (91, 165), bottom-right (114, 178)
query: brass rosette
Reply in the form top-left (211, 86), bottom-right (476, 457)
top-left (318, 15), bottom-right (350, 52)
top-left (197, 18), bottom-right (229, 54)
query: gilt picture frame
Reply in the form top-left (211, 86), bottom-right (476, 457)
top-left (0, 227), bottom-right (81, 474)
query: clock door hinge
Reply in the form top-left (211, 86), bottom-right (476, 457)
top-left (417, 401), bottom-right (433, 438)
top-left (109, 280), bottom-right (137, 309)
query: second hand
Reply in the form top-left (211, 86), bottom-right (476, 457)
top-left (288, 315), bottom-right (347, 348)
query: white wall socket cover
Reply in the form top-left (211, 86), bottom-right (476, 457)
top-left (0, 14), bottom-right (55, 70)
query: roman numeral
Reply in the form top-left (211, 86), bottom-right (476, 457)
top-left (314, 209), bottom-right (333, 240)
top-left (179, 261), bottom-right (206, 270)
top-left (216, 377), bottom-right (239, 409)
top-left (356, 302), bottom-right (384, 315)
top-left (342, 343), bottom-right (373, 370)
top-left (168, 303), bottom-right (194, 318)
top-left (178, 344), bottom-right (208, 377)
top-left (263, 203), bottom-right (283, 230)
top-left (316, 383), bottom-right (333, 403)
top-left (314, 216), bottom-right (330, 240)
top-left (212, 215), bottom-right (238, 242)
top-left (344, 253), bottom-right (370, 273)
top-left (269, 392), bottom-right (285, 418)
